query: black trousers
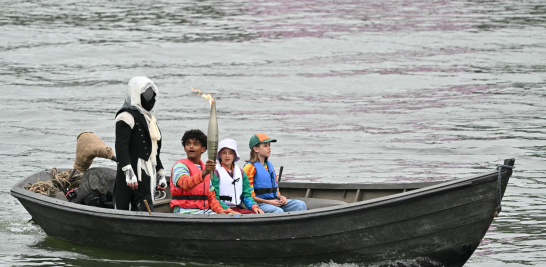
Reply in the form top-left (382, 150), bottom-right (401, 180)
top-left (114, 170), bottom-right (154, 212)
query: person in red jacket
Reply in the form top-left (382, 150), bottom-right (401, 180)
top-left (170, 129), bottom-right (239, 214)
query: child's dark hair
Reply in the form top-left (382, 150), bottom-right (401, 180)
top-left (181, 129), bottom-right (207, 150)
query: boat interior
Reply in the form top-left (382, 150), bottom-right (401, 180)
top-left (24, 169), bottom-right (441, 213)
top-left (153, 180), bottom-right (442, 213)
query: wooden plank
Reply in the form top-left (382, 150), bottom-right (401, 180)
top-left (354, 189), bottom-right (361, 203)
top-left (278, 181), bottom-right (443, 190)
top-left (305, 188), bottom-right (312, 198)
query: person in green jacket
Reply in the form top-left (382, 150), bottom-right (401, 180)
top-left (210, 139), bottom-right (264, 214)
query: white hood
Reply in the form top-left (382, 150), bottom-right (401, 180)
top-left (122, 76), bottom-right (159, 117)
top-left (216, 139), bottom-right (240, 163)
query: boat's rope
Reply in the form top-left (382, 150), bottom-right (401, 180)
top-left (154, 190), bottom-right (166, 200)
top-left (494, 164), bottom-right (515, 217)
top-left (24, 168), bottom-right (82, 197)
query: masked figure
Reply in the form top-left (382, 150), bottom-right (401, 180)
top-left (114, 76), bottom-right (166, 211)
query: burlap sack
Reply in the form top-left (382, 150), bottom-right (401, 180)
top-left (74, 131), bottom-right (114, 172)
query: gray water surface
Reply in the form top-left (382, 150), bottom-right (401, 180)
top-left (1, 0), bottom-right (546, 266)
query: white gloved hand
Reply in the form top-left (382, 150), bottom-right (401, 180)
top-left (157, 169), bottom-right (167, 191)
top-left (124, 166), bottom-right (138, 190)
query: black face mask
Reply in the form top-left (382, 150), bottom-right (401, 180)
top-left (140, 88), bottom-right (156, 111)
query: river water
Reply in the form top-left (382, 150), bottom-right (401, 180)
top-left (1, 0), bottom-right (545, 266)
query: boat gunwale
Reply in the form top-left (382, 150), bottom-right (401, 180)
top-left (278, 181), bottom-right (442, 190)
top-left (10, 166), bottom-right (512, 224)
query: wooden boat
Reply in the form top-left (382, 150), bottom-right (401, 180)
top-left (10, 159), bottom-right (515, 266)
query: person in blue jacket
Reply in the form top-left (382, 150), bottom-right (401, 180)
top-left (242, 133), bottom-right (307, 213)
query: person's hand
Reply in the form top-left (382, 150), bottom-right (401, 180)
top-left (228, 210), bottom-right (241, 214)
top-left (156, 169), bottom-right (167, 191)
top-left (124, 167), bottom-right (138, 190)
top-left (279, 195), bottom-right (287, 205)
top-left (202, 159), bottom-right (216, 178)
top-left (267, 199), bottom-right (282, 207)
top-left (219, 209), bottom-right (233, 214)
top-left (252, 205), bottom-right (264, 214)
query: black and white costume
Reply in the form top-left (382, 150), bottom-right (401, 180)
top-left (114, 76), bottom-right (166, 211)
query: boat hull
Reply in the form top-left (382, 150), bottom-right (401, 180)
top-left (11, 160), bottom-right (514, 266)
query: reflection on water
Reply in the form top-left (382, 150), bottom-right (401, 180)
top-left (1, 0), bottom-right (546, 266)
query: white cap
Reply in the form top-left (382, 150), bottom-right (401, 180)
top-left (216, 139), bottom-right (240, 163)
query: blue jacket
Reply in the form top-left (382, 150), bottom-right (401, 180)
top-left (247, 161), bottom-right (278, 200)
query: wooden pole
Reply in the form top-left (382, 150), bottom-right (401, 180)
top-left (142, 200), bottom-right (152, 215)
top-left (278, 166), bottom-right (284, 184)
